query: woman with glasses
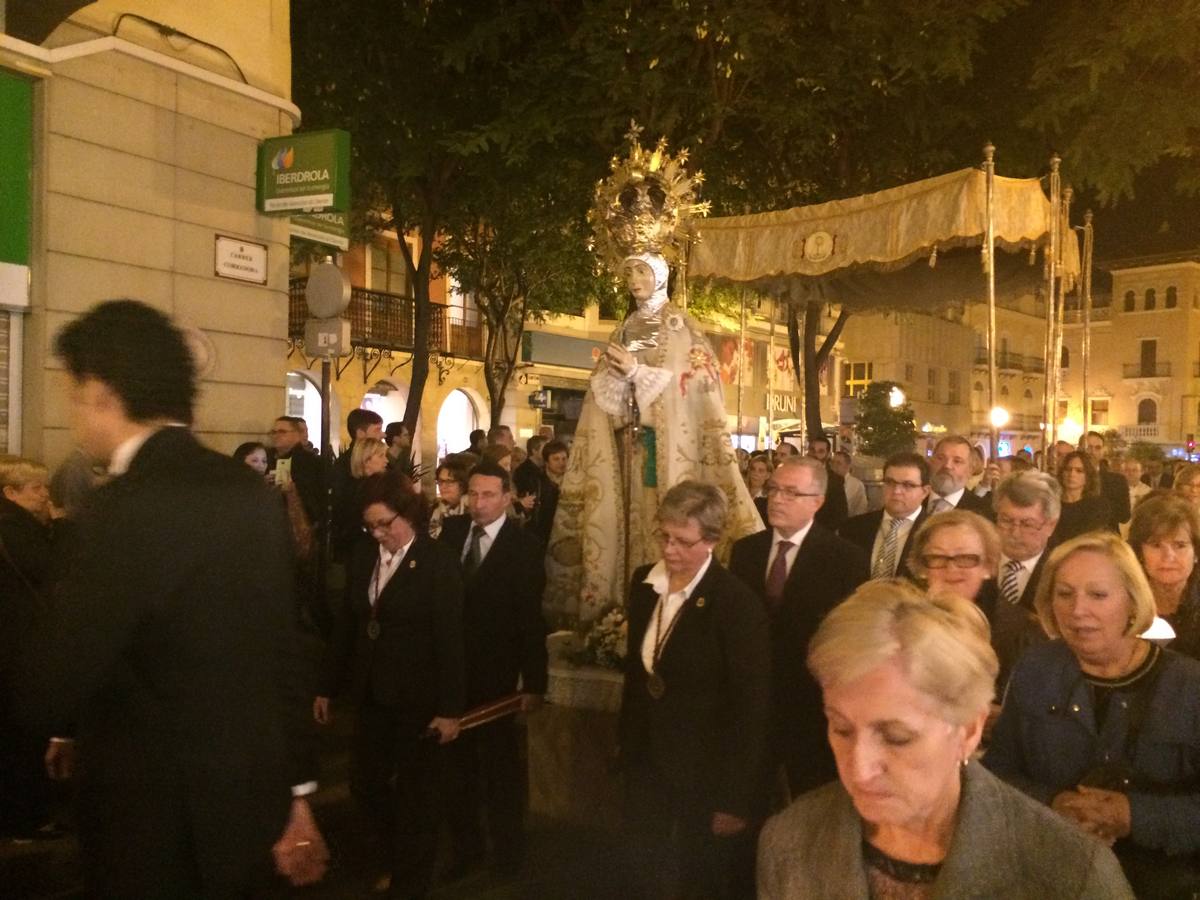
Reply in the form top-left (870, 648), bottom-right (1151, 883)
top-left (619, 480), bottom-right (770, 899)
top-left (429, 458), bottom-right (469, 539)
top-left (985, 532), bottom-right (1200, 897)
top-left (315, 472), bottom-right (465, 898)
top-left (1052, 450), bottom-right (1112, 545)
top-left (907, 509), bottom-right (1000, 611)
top-left (1128, 492), bottom-right (1200, 660)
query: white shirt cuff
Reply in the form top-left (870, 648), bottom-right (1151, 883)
top-left (290, 781), bottom-right (318, 798)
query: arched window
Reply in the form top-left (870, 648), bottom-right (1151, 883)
top-left (1061, 346), bottom-right (1070, 368)
top-left (973, 381), bottom-right (984, 392)
top-left (1000, 385), bottom-right (1009, 397)
top-left (1138, 399), bottom-right (1158, 425)
top-left (1024, 389), bottom-right (1033, 399)
top-left (1167, 286), bottom-right (1178, 309)
top-left (1145, 288), bottom-right (1157, 310)
top-left (1124, 290), bottom-right (1136, 312)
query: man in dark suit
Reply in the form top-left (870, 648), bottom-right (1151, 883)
top-left (807, 433), bottom-right (849, 530)
top-left (330, 407), bottom-right (384, 563)
top-left (17, 301), bottom-right (325, 896)
top-left (317, 474), bottom-right (464, 898)
top-left (439, 461), bottom-right (548, 876)
top-left (512, 435), bottom-right (558, 547)
top-left (838, 451), bottom-right (931, 581)
top-left (927, 435), bottom-right (992, 517)
top-left (729, 456), bottom-right (868, 799)
top-left (619, 481), bottom-right (770, 899)
top-left (981, 470), bottom-right (1060, 691)
top-left (1082, 430), bottom-right (1132, 531)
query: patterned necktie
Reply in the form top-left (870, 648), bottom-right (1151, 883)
top-left (1000, 559), bottom-right (1023, 605)
top-left (765, 540), bottom-right (793, 607)
top-left (464, 524), bottom-right (486, 576)
top-left (873, 517), bottom-right (902, 580)
top-left (930, 496), bottom-right (952, 516)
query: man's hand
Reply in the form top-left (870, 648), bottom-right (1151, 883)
top-left (605, 344), bottom-right (637, 378)
top-left (44, 738), bottom-right (76, 781)
top-left (312, 696), bottom-right (331, 725)
top-left (711, 812), bottom-right (747, 837)
top-left (427, 716), bottom-right (461, 744)
top-left (519, 693), bottom-right (544, 714)
top-left (517, 493), bottom-right (537, 512)
top-left (272, 798), bottom-right (329, 887)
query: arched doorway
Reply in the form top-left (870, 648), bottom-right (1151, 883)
top-left (437, 389), bottom-right (480, 461)
top-left (361, 379), bottom-right (421, 466)
top-left (285, 371), bottom-right (333, 450)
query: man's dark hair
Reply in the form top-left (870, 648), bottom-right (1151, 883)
top-left (543, 439), bottom-right (568, 459)
top-left (285, 415), bottom-right (308, 429)
top-left (884, 451), bottom-right (931, 485)
top-left (346, 408), bottom-right (383, 438)
top-left (1082, 430), bottom-right (1105, 446)
top-left (358, 471), bottom-right (429, 529)
top-left (526, 435), bottom-right (548, 455)
top-left (385, 421), bottom-right (408, 443)
top-left (809, 433), bottom-right (832, 451)
top-left (232, 441), bottom-right (267, 463)
top-left (469, 429), bottom-right (486, 446)
top-left (55, 299), bottom-right (196, 424)
top-left (487, 424), bottom-right (513, 443)
top-left (436, 459), bottom-right (470, 491)
top-left (470, 460), bottom-right (511, 493)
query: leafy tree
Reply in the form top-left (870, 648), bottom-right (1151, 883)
top-left (856, 381), bottom-right (917, 457)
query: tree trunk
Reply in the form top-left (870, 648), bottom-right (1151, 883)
top-left (400, 208), bottom-right (436, 439)
top-left (791, 300), bottom-right (851, 438)
top-left (482, 298), bottom-right (525, 425)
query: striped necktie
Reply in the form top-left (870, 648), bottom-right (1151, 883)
top-left (872, 517), bottom-right (902, 580)
top-left (1000, 559), bottom-right (1023, 605)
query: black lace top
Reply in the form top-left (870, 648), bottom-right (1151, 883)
top-left (862, 840), bottom-right (941, 900)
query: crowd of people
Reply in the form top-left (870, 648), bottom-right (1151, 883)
top-left (5, 298), bottom-right (1200, 899)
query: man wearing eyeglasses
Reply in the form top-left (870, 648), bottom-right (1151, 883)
top-left (838, 452), bottom-right (931, 581)
top-left (982, 471), bottom-right (1060, 689)
top-left (729, 457), bottom-right (868, 799)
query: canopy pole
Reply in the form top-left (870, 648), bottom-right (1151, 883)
top-left (1052, 186), bottom-right (1073, 453)
top-left (767, 297), bottom-right (777, 448)
top-left (984, 143), bottom-right (998, 460)
top-left (1041, 154), bottom-right (1062, 468)
top-left (736, 290), bottom-right (747, 447)
top-left (1080, 210), bottom-right (1094, 434)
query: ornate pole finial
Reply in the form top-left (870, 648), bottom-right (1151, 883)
top-left (983, 142), bottom-right (995, 164)
top-left (1063, 185), bottom-right (1074, 203)
top-left (1084, 208), bottom-right (1094, 225)
top-left (1049, 152), bottom-right (1062, 172)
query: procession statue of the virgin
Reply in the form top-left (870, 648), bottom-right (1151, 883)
top-left (544, 135), bottom-right (762, 626)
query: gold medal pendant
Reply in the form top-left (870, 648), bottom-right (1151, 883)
top-left (366, 620), bottom-right (381, 640)
top-left (646, 672), bottom-right (666, 699)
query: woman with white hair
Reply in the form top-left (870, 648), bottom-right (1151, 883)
top-left (758, 580), bottom-right (1131, 899)
top-left (986, 531), bottom-right (1200, 896)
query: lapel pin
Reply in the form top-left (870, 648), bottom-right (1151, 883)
top-left (695, 596), bottom-right (706, 608)
top-left (408, 559), bottom-right (417, 569)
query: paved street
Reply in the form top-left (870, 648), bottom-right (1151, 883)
top-left (2, 716), bottom-right (624, 900)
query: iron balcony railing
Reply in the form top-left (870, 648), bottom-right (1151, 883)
top-left (289, 279), bottom-right (483, 358)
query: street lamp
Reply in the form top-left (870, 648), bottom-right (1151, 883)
top-left (889, 386), bottom-right (906, 408)
top-left (989, 406), bottom-right (1010, 429)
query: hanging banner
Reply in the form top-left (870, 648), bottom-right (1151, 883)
top-left (257, 129), bottom-right (350, 214)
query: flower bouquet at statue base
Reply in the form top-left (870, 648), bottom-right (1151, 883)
top-left (565, 606), bottom-right (628, 671)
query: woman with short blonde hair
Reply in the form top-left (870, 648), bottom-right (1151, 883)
top-left (350, 437), bottom-right (389, 479)
top-left (759, 579), bottom-right (1130, 899)
top-left (987, 530), bottom-right (1200, 895)
top-left (906, 509), bottom-right (1000, 608)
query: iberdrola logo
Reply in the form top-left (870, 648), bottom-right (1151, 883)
top-left (271, 147), bottom-right (295, 171)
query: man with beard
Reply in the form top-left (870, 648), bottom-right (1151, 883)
top-left (925, 435), bottom-right (992, 517)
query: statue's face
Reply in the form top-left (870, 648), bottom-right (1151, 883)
top-left (622, 260), bottom-right (657, 304)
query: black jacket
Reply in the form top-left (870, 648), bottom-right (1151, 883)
top-left (17, 427), bottom-right (317, 894)
top-left (1099, 468), bottom-right (1132, 529)
top-left (323, 532), bottom-right (465, 720)
top-left (837, 508), bottom-right (928, 578)
top-left (618, 560), bottom-right (771, 819)
top-left (439, 515), bottom-right (548, 705)
top-left (729, 524), bottom-right (868, 793)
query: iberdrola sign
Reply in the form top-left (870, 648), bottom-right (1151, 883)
top-left (257, 129), bottom-right (350, 214)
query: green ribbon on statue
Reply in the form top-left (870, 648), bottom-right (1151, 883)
top-left (641, 427), bottom-right (657, 488)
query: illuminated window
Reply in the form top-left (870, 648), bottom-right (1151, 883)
top-left (842, 361), bottom-right (874, 399)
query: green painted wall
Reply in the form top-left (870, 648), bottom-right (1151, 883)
top-left (0, 71), bottom-right (32, 266)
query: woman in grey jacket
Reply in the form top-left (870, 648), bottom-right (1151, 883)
top-left (758, 580), bottom-right (1131, 899)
